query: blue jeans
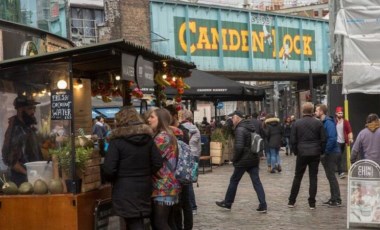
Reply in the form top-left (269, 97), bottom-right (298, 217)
top-left (265, 147), bottom-right (271, 166)
top-left (224, 166), bottom-right (267, 209)
top-left (269, 148), bottom-right (280, 169)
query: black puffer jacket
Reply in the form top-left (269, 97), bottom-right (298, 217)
top-left (263, 118), bottom-right (283, 149)
top-left (290, 115), bottom-right (326, 156)
top-left (103, 124), bottom-right (163, 218)
top-left (232, 119), bottom-right (259, 167)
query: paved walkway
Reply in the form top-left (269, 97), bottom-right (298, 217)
top-left (193, 150), bottom-right (349, 230)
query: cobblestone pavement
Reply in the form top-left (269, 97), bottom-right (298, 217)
top-left (193, 150), bottom-right (349, 230)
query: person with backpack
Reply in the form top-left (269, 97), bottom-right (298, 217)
top-left (166, 105), bottom-right (195, 230)
top-left (147, 108), bottom-right (181, 230)
top-left (180, 109), bottom-right (202, 216)
top-left (216, 110), bottom-right (267, 213)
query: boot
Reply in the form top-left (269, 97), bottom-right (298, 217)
top-left (277, 165), bottom-right (282, 172)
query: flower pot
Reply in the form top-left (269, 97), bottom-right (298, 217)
top-left (65, 179), bottom-right (82, 194)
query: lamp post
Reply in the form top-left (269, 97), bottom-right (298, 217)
top-left (308, 58), bottom-right (316, 104)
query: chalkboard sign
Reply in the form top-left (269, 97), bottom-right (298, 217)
top-left (51, 89), bottom-right (72, 120)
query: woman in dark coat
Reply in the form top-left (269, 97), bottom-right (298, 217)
top-left (103, 107), bottom-right (163, 230)
top-left (263, 114), bottom-right (283, 173)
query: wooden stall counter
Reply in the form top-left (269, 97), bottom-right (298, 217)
top-left (0, 185), bottom-right (111, 230)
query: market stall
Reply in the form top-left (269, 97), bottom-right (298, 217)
top-left (0, 39), bottom-right (195, 230)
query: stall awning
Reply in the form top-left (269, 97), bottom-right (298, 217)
top-left (143, 69), bottom-right (265, 101)
top-left (0, 39), bottom-right (195, 87)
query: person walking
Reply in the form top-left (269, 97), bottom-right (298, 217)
top-left (315, 104), bottom-right (342, 207)
top-left (334, 106), bottom-right (354, 179)
top-left (351, 113), bottom-right (380, 165)
top-left (216, 110), bottom-right (267, 213)
top-left (103, 107), bottom-right (163, 230)
top-left (147, 108), bottom-right (182, 230)
top-left (263, 114), bottom-right (283, 173)
top-left (180, 110), bottom-right (202, 217)
top-left (288, 102), bottom-right (326, 210)
top-left (282, 116), bottom-right (292, 156)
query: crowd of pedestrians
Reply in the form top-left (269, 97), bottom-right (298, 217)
top-left (101, 102), bottom-right (380, 230)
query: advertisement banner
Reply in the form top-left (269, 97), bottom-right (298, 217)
top-left (348, 160), bottom-right (380, 228)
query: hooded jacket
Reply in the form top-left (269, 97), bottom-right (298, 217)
top-left (322, 116), bottom-right (340, 154)
top-left (180, 120), bottom-right (202, 158)
top-left (263, 117), bottom-right (283, 149)
top-left (103, 122), bottom-right (163, 219)
top-left (232, 119), bottom-right (259, 167)
top-left (351, 120), bottom-right (380, 165)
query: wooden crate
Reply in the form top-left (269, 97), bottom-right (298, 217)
top-left (212, 156), bottom-right (223, 165)
top-left (80, 150), bottom-right (101, 193)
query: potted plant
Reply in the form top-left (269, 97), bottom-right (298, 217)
top-left (210, 128), bottom-right (226, 165)
top-left (49, 140), bottom-right (93, 193)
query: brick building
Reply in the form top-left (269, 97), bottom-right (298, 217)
top-left (99, 0), bottom-right (151, 49)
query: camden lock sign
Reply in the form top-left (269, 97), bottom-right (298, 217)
top-left (347, 160), bottom-right (380, 228)
top-left (174, 16), bottom-right (315, 60)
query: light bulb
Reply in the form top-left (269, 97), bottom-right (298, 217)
top-left (115, 75), bottom-right (121, 81)
top-left (57, 80), bottom-right (68, 89)
top-left (162, 74), bottom-right (167, 79)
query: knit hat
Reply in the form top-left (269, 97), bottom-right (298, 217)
top-left (335, 106), bottom-right (343, 113)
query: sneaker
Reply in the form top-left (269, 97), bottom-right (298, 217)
top-left (309, 203), bottom-right (316, 210)
top-left (339, 173), bottom-right (346, 179)
top-left (215, 201), bottom-right (231, 210)
top-left (256, 206), bottom-right (267, 213)
top-left (322, 199), bottom-right (332, 206)
top-left (277, 165), bottom-right (282, 172)
top-left (322, 200), bottom-right (341, 207)
top-left (287, 202), bottom-right (295, 208)
top-left (192, 209), bottom-right (197, 215)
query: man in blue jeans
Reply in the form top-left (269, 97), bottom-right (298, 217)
top-left (216, 111), bottom-right (267, 213)
top-left (315, 104), bottom-right (342, 207)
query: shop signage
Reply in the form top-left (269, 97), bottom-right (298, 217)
top-left (135, 55), bottom-right (154, 87)
top-left (174, 17), bottom-right (316, 60)
top-left (51, 89), bottom-right (72, 120)
top-left (122, 53), bottom-right (136, 82)
top-left (347, 160), bottom-right (380, 228)
top-left (217, 102), bottom-right (224, 109)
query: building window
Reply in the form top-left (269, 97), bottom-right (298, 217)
top-left (70, 7), bottom-right (104, 46)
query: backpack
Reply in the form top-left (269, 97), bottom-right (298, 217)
top-left (251, 132), bottom-right (264, 154)
top-left (168, 139), bottom-right (195, 185)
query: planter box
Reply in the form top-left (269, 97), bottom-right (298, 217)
top-left (210, 142), bottom-right (223, 165)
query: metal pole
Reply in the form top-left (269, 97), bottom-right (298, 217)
top-left (308, 58), bottom-right (315, 104)
top-left (68, 57), bottom-right (78, 194)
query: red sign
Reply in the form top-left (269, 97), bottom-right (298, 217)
top-left (50, 3), bottom-right (59, 19)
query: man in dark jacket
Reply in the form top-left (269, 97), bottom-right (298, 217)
top-left (216, 111), bottom-right (267, 213)
top-left (288, 102), bottom-right (326, 209)
top-left (2, 95), bottom-right (43, 186)
top-left (315, 104), bottom-right (342, 207)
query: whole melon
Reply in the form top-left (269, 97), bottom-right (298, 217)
top-left (18, 182), bottom-right (34, 194)
top-left (34, 179), bottom-right (48, 194)
top-left (2, 182), bottom-right (18, 195)
top-left (48, 179), bottom-right (64, 194)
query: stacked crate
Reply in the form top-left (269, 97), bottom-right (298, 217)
top-left (80, 149), bottom-right (102, 193)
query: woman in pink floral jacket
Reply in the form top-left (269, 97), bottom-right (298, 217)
top-left (147, 108), bottom-right (181, 230)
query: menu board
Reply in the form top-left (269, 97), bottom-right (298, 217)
top-left (51, 89), bottom-right (72, 120)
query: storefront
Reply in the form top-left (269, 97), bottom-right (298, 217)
top-left (0, 39), bottom-right (195, 230)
